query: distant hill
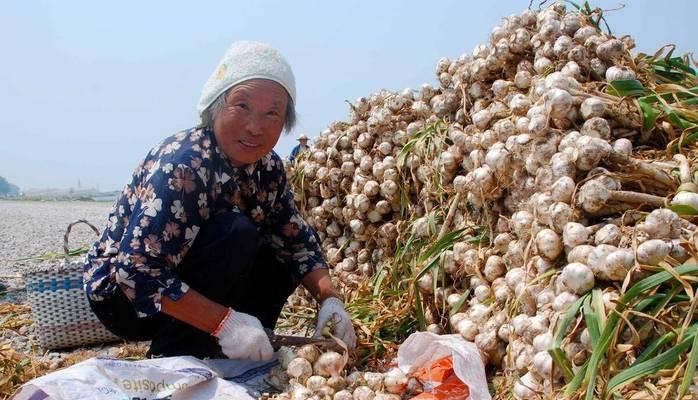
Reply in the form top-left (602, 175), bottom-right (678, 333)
top-left (0, 176), bottom-right (19, 196)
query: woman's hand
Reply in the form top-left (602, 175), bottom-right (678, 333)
top-left (302, 269), bottom-right (357, 349)
top-left (161, 289), bottom-right (273, 360)
top-left (213, 309), bottom-right (274, 361)
top-left (314, 297), bottom-right (357, 349)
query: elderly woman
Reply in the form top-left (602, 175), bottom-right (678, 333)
top-left (83, 41), bottom-right (356, 361)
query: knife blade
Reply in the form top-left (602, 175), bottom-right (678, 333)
top-left (270, 334), bottom-right (339, 350)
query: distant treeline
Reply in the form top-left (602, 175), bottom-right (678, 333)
top-left (14, 191), bottom-right (121, 202)
top-left (0, 176), bottom-right (20, 196)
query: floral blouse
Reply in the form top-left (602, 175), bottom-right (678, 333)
top-left (84, 127), bottom-right (327, 317)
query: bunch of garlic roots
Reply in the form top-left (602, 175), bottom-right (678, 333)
top-left (286, 2), bottom-right (698, 399)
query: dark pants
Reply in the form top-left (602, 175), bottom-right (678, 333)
top-left (89, 212), bottom-right (301, 359)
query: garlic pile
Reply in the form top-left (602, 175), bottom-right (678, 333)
top-left (269, 345), bottom-right (417, 400)
top-left (286, 2), bottom-right (698, 399)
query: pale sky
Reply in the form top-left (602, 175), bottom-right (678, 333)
top-left (1, 0), bottom-right (696, 191)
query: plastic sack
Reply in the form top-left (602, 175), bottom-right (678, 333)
top-left (397, 332), bottom-right (491, 400)
top-left (409, 356), bottom-right (470, 400)
top-left (12, 355), bottom-right (278, 400)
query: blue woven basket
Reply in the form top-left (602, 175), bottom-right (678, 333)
top-left (24, 220), bottom-right (119, 349)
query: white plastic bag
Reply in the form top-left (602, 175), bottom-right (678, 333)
top-left (12, 356), bottom-right (277, 400)
top-left (397, 332), bottom-right (491, 400)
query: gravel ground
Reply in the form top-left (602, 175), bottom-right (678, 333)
top-left (0, 200), bottom-right (113, 277)
top-left (0, 200), bottom-right (114, 303)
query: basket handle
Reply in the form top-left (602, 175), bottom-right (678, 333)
top-left (63, 219), bottom-right (101, 256)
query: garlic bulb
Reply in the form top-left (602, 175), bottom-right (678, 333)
top-left (636, 239), bottom-right (670, 265)
top-left (511, 210), bottom-right (534, 239)
top-left (602, 248), bottom-right (634, 281)
top-left (458, 318), bottom-right (479, 341)
top-left (346, 371), bottom-right (365, 389)
top-left (484, 255), bottom-right (506, 281)
top-left (306, 375), bottom-right (327, 391)
top-left (333, 390), bottom-right (353, 400)
top-left (575, 137), bottom-right (611, 171)
top-left (382, 368), bottom-right (408, 394)
top-left (580, 97), bottom-right (606, 119)
top-left (596, 38), bottom-right (624, 60)
top-left (515, 70), bottom-right (532, 89)
top-left (643, 209), bottom-right (681, 240)
top-left (567, 244), bottom-right (594, 266)
top-left (535, 229), bottom-right (563, 260)
top-left (364, 372), bottom-right (383, 391)
top-left (468, 303), bottom-right (493, 324)
top-left (532, 351), bottom-right (553, 378)
top-left (474, 285), bottom-right (491, 302)
top-left (563, 222), bottom-right (590, 249)
top-left (327, 376), bottom-right (347, 391)
top-left (561, 262), bottom-right (595, 294)
top-left (551, 176), bottom-right (575, 203)
top-left (594, 224), bottom-right (622, 246)
top-left (450, 312), bottom-right (467, 329)
top-left (606, 66), bottom-right (636, 81)
top-left (545, 88), bottom-right (573, 119)
top-left (533, 332), bottom-right (553, 353)
top-left (581, 117), bottom-right (611, 140)
top-left (472, 109), bottom-right (493, 130)
top-left (313, 351), bottom-right (345, 378)
top-left (352, 386), bottom-right (375, 400)
top-left (672, 191), bottom-right (698, 210)
top-left (514, 372), bottom-right (541, 399)
top-left (289, 383), bottom-right (313, 400)
top-left (553, 291), bottom-right (579, 311)
top-left (288, 357), bottom-right (313, 382)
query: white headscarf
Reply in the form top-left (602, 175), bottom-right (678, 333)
top-left (197, 41), bottom-right (296, 116)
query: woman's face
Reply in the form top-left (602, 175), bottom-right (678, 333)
top-left (213, 79), bottom-right (288, 166)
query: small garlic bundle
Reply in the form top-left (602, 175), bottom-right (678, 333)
top-left (275, 348), bottom-right (411, 400)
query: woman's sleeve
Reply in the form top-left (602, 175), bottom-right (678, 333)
top-left (264, 155), bottom-right (328, 280)
top-left (113, 153), bottom-right (209, 317)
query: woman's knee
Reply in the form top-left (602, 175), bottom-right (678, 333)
top-left (89, 291), bottom-right (165, 341)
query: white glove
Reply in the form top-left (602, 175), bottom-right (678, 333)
top-left (314, 297), bottom-right (357, 349)
top-left (213, 309), bottom-right (273, 361)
